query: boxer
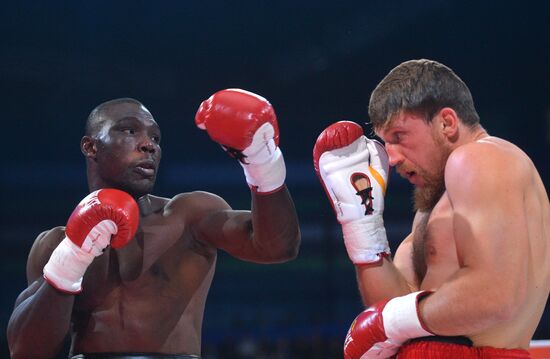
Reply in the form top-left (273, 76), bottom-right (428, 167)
top-left (8, 90), bottom-right (300, 359)
top-left (314, 59), bottom-right (550, 358)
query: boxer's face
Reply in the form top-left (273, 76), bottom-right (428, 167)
top-left (91, 102), bottom-right (162, 197)
top-left (378, 110), bottom-right (450, 209)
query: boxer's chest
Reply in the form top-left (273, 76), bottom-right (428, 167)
top-left (77, 215), bottom-right (190, 306)
top-left (115, 216), bottom-right (183, 281)
top-left (413, 192), bottom-right (461, 290)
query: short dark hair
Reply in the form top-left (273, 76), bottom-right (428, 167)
top-left (85, 98), bottom-right (143, 136)
top-left (368, 59), bottom-right (480, 130)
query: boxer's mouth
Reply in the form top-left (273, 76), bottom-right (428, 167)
top-left (398, 170), bottom-right (417, 184)
top-left (134, 160), bottom-right (156, 177)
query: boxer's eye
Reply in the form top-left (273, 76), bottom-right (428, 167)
top-left (393, 132), bottom-right (404, 143)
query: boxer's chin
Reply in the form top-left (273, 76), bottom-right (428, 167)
top-left (118, 177), bottom-right (156, 199)
top-left (413, 177), bottom-right (445, 212)
top-left (413, 138), bottom-right (450, 212)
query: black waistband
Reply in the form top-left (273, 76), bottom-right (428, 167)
top-left (408, 335), bottom-right (473, 346)
top-left (71, 354), bottom-right (201, 359)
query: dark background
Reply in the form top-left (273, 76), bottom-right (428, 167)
top-left (2, 1), bottom-right (549, 358)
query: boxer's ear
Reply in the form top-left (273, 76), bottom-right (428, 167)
top-left (81, 136), bottom-right (97, 158)
top-left (437, 107), bottom-right (459, 141)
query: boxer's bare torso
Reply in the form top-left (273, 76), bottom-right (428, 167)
top-left (27, 192), bottom-right (233, 355)
top-left (397, 137), bottom-right (550, 349)
top-left (8, 95), bottom-right (300, 359)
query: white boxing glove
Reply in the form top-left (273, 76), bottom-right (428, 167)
top-left (313, 121), bottom-right (390, 264)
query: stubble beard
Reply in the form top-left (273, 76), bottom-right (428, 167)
top-left (413, 141), bottom-right (451, 212)
top-left (413, 175), bottom-right (446, 212)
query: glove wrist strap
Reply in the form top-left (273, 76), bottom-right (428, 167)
top-left (383, 291), bottom-right (434, 341)
top-left (341, 215), bottom-right (390, 264)
top-left (241, 147), bottom-right (286, 193)
top-left (43, 237), bottom-right (94, 294)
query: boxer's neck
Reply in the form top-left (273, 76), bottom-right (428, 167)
top-left (137, 194), bottom-right (153, 217)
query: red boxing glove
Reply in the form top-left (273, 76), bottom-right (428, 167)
top-left (344, 291), bottom-right (433, 359)
top-left (43, 189), bottom-right (139, 293)
top-left (195, 88), bottom-right (279, 151)
top-left (65, 188), bottom-right (139, 250)
top-left (196, 89), bottom-right (286, 193)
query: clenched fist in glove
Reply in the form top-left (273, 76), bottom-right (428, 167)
top-left (344, 291), bottom-right (433, 359)
top-left (43, 189), bottom-right (139, 294)
top-left (313, 121), bottom-right (390, 264)
top-left (195, 89), bottom-right (286, 194)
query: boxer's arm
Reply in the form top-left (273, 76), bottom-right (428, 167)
top-left (354, 210), bottom-right (424, 306)
top-left (190, 189), bottom-right (300, 263)
top-left (192, 89), bottom-right (300, 262)
top-left (355, 226), bottom-right (420, 306)
top-left (418, 143), bottom-right (528, 335)
top-left (247, 186), bottom-right (300, 262)
top-left (8, 228), bottom-right (74, 359)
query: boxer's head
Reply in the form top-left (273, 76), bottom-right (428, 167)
top-left (82, 98), bottom-right (162, 198)
top-left (370, 59), bottom-right (481, 211)
top-left (368, 59), bottom-right (480, 130)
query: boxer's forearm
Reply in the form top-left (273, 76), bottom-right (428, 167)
top-left (355, 257), bottom-right (412, 306)
top-left (250, 186), bottom-right (300, 262)
top-left (8, 280), bottom-right (74, 359)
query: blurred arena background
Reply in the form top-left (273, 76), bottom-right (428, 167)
top-left (1, 1), bottom-right (549, 358)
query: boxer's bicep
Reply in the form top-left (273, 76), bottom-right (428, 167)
top-left (191, 189), bottom-right (299, 263)
top-left (200, 208), bottom-right (273, 261)
top-left (203, 209), bottom-right (253, 245)
top-left (13, 228), bottom-right (65, 308)
top-left (418, 146), bottom-right (528, 335)
top-left (188, 192), bottom-right (254, 253)
top-left (446, 145), bottom-right (528, 300)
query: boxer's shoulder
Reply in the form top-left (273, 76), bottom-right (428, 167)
top-left (450, 137), bottom-right (527, 167)
top-left (27, 227), bottom-right (66, 282)
top-left (175, 191), bottom-right (229, 207)
top-left (31, 227), bottom-right (66, 255)
top-left (164, 191), bottom-right (231, 223)
top-left (446, 138), bottom-right (530, 187)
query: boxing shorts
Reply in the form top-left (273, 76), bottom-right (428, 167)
top-left (71, 354), bottom-right (201, 359)
top-left (397, 336), bottom-right (530, 358)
